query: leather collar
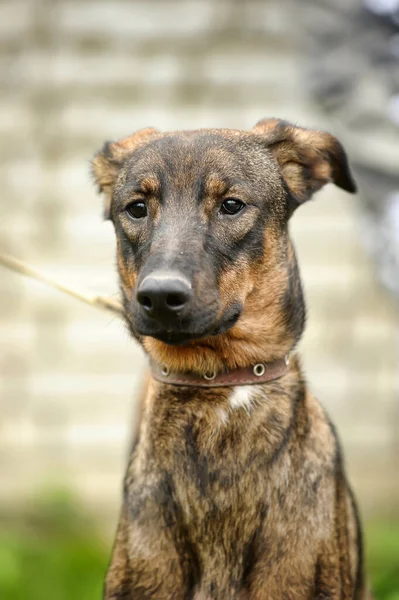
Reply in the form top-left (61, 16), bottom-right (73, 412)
top-left (150, 355), bottom-right (290, 388)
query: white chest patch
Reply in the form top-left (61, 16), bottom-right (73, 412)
top-left (229, 385), bottom-right (257, 413)
top-left (214, 407), bottom-right (229, 426)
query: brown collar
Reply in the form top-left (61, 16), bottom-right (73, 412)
top-left (150, 355), bottom-right (290, 388)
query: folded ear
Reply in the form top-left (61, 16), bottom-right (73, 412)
top-left (91, 127), bottom-right (159, 219)
top-left (252, 118), bottom-right (356, 205)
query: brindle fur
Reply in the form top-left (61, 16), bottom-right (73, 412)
top-left (92, 119), bottom-right (370, 599)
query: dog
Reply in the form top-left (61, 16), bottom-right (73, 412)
top-left (92, 118), bottom-right (370, 599)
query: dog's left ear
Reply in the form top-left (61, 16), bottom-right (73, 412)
top-left (92, 127), bottom-right (159, 219)
top-left (252, 118), bottom-right (357, 205)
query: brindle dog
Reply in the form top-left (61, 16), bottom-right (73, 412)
top-left (92, 118), bottom-right (370, 599)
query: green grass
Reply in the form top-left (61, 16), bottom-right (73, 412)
top-left (366, 522), bottom-right (399, 600)
top-left (0, 492), bottom-right (397, 599)
top-left (0, 491), bottom-right (108, 600)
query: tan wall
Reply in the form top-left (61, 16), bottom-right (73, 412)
top-left (0, 0), bottom-right (398, 524)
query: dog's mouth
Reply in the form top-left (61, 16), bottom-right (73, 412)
top-left (132, 303), bottom-right (242, 346)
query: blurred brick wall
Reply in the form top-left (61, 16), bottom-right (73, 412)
top-left (0, 0), bottom-right (397, 522)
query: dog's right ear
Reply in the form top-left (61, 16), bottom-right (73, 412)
top-left (91, 127), bottom-right (159, 219)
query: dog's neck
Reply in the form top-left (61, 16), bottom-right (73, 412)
top-left (145, 354), bottom-right (302, 411)
top-left (137, 354), bottom-right (305, 462)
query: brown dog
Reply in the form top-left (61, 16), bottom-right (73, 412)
top-left (92, 119), bottom-right (369, 599)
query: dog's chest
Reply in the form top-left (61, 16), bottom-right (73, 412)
top-left (125, 389), bottom-right (334, 597)
top-left (128, 439), bottom-right (271, 596)
top-left (132, 387), bottom-right (270, 515)
top-left (127, 444), bottom-right (317, 598)
top-left (128, 391), bottom-right (290, 567)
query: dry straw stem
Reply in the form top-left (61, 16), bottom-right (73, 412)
top-left (0, 253), bottom-right (124, 317)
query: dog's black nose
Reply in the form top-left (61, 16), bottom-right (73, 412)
top-left (136, 271), bottom-right (192, 319)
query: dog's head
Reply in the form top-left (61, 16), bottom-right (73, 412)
top-left (92, 119), bottom-right (356, 373)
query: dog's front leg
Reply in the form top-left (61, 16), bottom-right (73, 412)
top-left (312, 548), bottom-right (344, 600)
top-left (104, 505), bottom-right (192, 600)
top-left (104, 506), bottom-right (134, 600)
top-left (313, 522), bottom-right (355, 599)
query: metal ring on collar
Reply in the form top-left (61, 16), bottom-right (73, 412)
top-left (161, 366), bottom-right (170, 376)
top-left (253, 363), bottom-right (265, 377)
top-left (203, 371), bottom-right (217, 380)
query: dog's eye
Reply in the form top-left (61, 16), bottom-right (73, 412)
top-left (220, 198), bottom-right (245, 215)
top-left (126, 201), bottom-right (148, 219)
